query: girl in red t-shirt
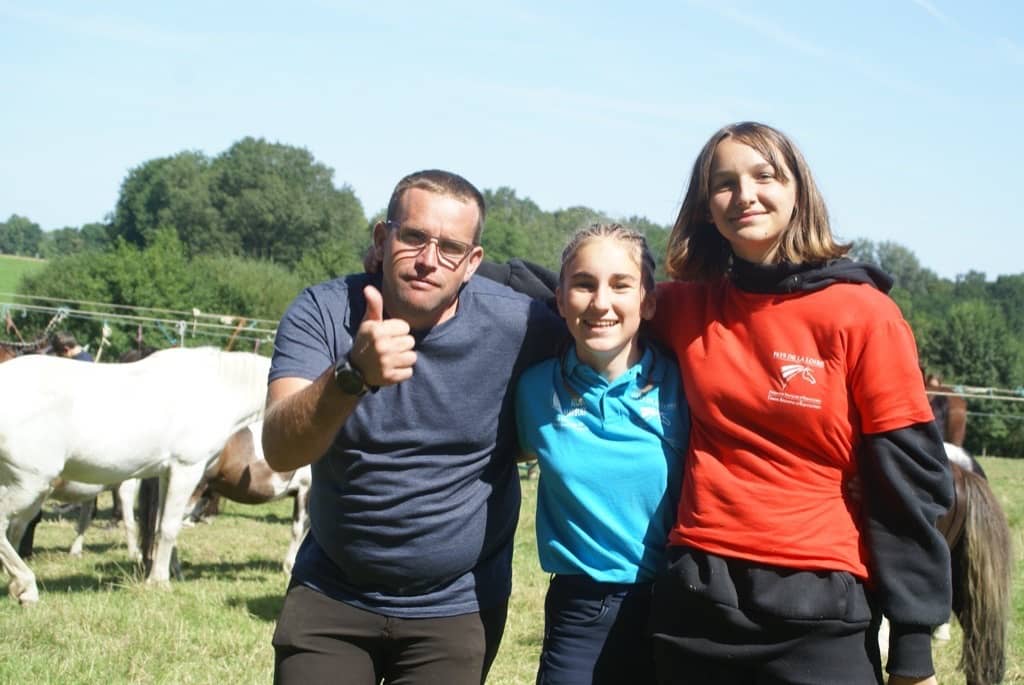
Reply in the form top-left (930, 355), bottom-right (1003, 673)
top-left (648, 122), bottom-right (952, 685)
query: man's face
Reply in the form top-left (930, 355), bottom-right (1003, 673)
top-left (372, 187), bottom-right (483, 330)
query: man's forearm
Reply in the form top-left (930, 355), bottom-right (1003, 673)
top-left (262, 368), bottom-right (361, 472)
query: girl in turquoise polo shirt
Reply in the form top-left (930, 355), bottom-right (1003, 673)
top-left (516, 223), bottom-right (689, 685)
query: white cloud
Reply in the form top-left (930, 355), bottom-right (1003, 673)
top-left (908, 0), bottom-right (958, 29)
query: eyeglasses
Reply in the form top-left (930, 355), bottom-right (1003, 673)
top-left (385, 221), bottom-right (475, 262)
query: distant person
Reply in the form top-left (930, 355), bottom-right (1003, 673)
top-left (263, 169), bottom-right (564, 684)
top-left (49, 331), bottom-right (94, 362)
top-left (516, 224), bottom-right (688, 684)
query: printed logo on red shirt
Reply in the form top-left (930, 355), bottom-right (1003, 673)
top-left (767, 351), bottom-right (824, 410)
top-left (780, 363), bottom-right (816, 389)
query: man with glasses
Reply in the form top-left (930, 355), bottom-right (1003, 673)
top-left (263, 169), bottom-right (563, 684)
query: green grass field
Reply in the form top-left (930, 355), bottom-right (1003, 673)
top-left (1, 459), bottom-right (1021, 684)
top-left (0, 253), bottom-right (45, 294)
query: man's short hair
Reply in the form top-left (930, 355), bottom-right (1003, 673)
top-left (385, 170), bottom-right (486, 243)
top-left (49, 331), bottom-right (78, 352)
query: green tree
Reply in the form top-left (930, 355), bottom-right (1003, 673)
top-left (0, 214), bottom-right (43, 256)
top-left (210, 137), bottom-right (366, 268)
top-left (110, 151), bottom-right (223, 254)
top-left (38, 227), bottom-right (85, 258)
top-left (988, 274), bottom-right (1024, 336)
top-left (918, 299), bottom-right (1024, 455)
top-left (80, 222), bottom-right (112, 252)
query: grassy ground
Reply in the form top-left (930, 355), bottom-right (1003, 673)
top-left (1, 459), bottom-right (1021, 684)
top-left (0, 253), bottom-right (45, 293)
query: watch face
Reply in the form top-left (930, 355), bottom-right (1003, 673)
top-left (335, 362), bottom-right (366, 396)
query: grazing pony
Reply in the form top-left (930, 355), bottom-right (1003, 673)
top-left (0, 347), bottom-right (270, 604)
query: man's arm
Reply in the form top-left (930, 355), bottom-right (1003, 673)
top-left (262, 285), bottom-right (416, 472)
top-left (262, 372), bottom-right (362, 472)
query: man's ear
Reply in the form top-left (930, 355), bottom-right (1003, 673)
top-left (462, 245), bottom-right (485, 283)
top-left (364, 222), bottom-right (388, 274)
top-left (372, 221), bottom-right (388, 252)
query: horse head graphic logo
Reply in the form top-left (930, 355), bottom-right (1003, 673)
top-left (780, 363), bottom-right (817, 389)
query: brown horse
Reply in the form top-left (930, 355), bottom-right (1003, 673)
top-left (927, 375), bottom-right (968, 448)
top-left (937, 446), bottom-right (1012, 685)
top-left (929, 377), bottom-right (1011, 685)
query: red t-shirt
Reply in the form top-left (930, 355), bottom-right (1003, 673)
top-left (652, 279), bottom-right (935, 578)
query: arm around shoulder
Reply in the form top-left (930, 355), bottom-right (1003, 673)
top-left (262, 368), bottom-right (362, 472)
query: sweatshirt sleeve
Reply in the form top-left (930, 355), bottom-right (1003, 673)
top-left (475, 259), bottom-right (558, 304)
top-left (858, 422), bottom-right (953, 678)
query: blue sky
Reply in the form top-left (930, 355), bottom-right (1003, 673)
top-left (2, 0), bottom-right (1021, 280)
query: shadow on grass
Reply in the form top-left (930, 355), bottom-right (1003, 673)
top-left (29, 541), bottom-right (121, 556)
top-left (213, 509), bottom-right (293, 524)
top-left (37, 558), bottom-right (284, 596)
top-left (38, 560), bottom-right (144, 594)
top-left (227, 593), bottom-right (286, 621)
top-left (181, 558), bottom-right (283, 581)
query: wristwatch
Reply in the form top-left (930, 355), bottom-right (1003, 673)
top-left (333, 356), bottom-right (369, 397)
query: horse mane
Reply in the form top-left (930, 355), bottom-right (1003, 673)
top-left (213, 349), bottom-right (272, 417)
top-left (147, 346), bottom-right (270, 406)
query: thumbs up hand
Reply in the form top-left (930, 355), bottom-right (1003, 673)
top-left (349, 285), bottom-right (417, 387)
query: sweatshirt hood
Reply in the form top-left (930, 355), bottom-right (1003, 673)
top-left (729, 257), bottom-right (894, 295)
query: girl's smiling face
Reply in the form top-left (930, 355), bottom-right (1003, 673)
top-left (707, 138), bottom-right (798, 264)
top-left (557, 236), bottom-right (654, 380)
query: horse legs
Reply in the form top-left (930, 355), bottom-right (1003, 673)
top-left (0, 484), bottom-right (50, 604)
top-left (115, 479), bottom-right (141, 562)
top-left (68, 498), bottom-right (96, 556)
top-left (283, 481), bottom-right (311, 574)
top-left (146, 462), bottom-right (206, 586)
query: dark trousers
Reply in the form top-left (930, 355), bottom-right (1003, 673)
top-left (650, 547), bottom-right (883, 685)
top-left (537, 574), bottom-right (657, 685)
top-left (273, 584), bottom-right (508, 685)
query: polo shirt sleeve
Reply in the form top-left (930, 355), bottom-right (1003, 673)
top-left (270, 287), bottom-right (337, 383)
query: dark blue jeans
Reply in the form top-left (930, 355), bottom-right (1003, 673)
top-left (537, 574), bottom-right (657, 685)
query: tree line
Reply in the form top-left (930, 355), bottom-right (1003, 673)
top-left (1, 138), bottom-right (1021, 455)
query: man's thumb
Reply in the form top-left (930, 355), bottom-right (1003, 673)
top-left (363, 285), bottom-right (384, 322)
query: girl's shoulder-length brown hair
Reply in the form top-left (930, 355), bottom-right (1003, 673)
top-left (664, 121), bottom-right (850, 282)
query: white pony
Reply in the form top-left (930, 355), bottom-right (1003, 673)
top-left (0, 347), bottom-right (270, 604)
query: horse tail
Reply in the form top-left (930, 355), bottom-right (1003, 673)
top-left (955, 468), bottom-right (1012, 685)
top-left (138, 477), bottom-right (159, 575)
top-left (137, 476), bottom-right (183, 581)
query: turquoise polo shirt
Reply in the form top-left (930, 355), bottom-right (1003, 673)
top-left (516, 344), bottom-right (688, 583)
